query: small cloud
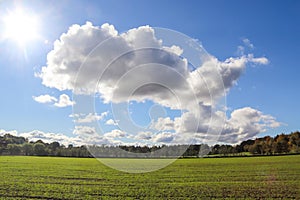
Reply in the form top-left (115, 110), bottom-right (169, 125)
top-left (105, 119), bottom-right (118, 126)
top-left (104, 129), bottom-right (126, 138)
top-left (135, 131), bottom-right (152, 140)
top-left (236, 45), bottom-right (245, 55)
top-left (33, 94), bottom-right (76, 108)
top-left (33, 94), bottom-right (57, 104)
top-left (162, 45), bottom-right (183, 56)
top-left (71, 112), bottom-right (108, 123)
top-left (247, 54), bottom-right (269, 65)
top-left (242, 38), bottom-right (254, 49)
top-left (150, 117), bottom-right (174, 131)
top-left (73, 126), bottom-right (96, 135)
top-left (54, 94), bottom-right (75, 107)
top-left (236, 38), bottom-right (254, 55)
top-left (152, 132), bottom-right (174, 143)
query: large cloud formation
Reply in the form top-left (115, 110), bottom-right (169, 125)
top-left (36, 22), bottom-right (280, 145)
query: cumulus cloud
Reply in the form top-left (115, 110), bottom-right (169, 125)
top-left (37, 22), bottom-right (269, 110)
top-left (71, 112), bottom-right (108, 123)
top-left (35, 22), bottom-right (189, 109)
top-left (150, 117), bottom-right (175, 131)
top-left (188, 54), bottom-right (269, 105)
top-left (33, 94), bottom-right (57, 104)
top-left (54, 94), bottom-right (75, 107)
top-left (150, 107), bottom-right (281, 145)
top-left (152, 132), bottom-right (175, 143)
top-left (36, 22), bottom-right (279, 144)
top-left (104, 129), bottom-right (126, 138)
top-left (33, 94), bottom-right (75, 108)
top-left (73, 126), bottom-right (96, 135)
top-left (135, 131), bottom-right (152, 140)
top-left (224, 107), bottom-right (280, 142)
top-left (162, 45), bottom-right (183, 56)
top-left (0, 129), bottom-right (18, 136)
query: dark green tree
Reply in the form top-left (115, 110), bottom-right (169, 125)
top-left (7, 144), bottom-right (21, 155)
top-left (33, 143), bottom-right (46, 156)
top-left (23, 143), bottom-right (33, 156)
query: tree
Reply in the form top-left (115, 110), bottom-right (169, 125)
top-left (210, 144), bottom-right (220, 154)
top-left (33, 143), bottom-right (46, 156)
top-left (218, 145), bottom-right (233, 155)
top-left (7, 144), bottom-right (21, 155)
top-left (289, 131), bottom-right (300, 153)
top-left (199, 144), bottom-right (211, 157)
top-left (239, 139), bottom-right (255, 152)
top-left (263, 136), bottom-right (274, 155)
top-left (48, 142), bottom-right (60, 155)
top-left (274, 134), bottom-right (289, 153)
top-left (249, 140), bottom-right (265, 155)
top-left (23, 143), bottom-right (33, 156)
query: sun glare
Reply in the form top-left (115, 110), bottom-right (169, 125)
top-left (3, 9), bottom-right (39, 46)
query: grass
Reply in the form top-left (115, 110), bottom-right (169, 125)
top-left (0, 155), bottom-right (299, 199)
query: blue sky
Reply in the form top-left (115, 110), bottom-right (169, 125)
top-left (0, 0), bottom-right (299, 145)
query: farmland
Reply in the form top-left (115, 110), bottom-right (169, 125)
top-left (0, 155), bottom-right (299, 199)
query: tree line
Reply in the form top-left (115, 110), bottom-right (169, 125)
top-left (0, 131), bottom-right (299, 157)
top-left (0, 134), bottom-right (91, 157)
top-left (210, 131), bottom-right (300, 156)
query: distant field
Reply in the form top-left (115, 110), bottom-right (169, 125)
top-left (0, 155), bottom-right (299, 199)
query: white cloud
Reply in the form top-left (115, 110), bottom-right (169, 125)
top-left (54, 94), bottom-right (75, 107)
top-left (227, 107), bottom-right (280, 137)
top-left (242, 38), bottom-right (254, 49)
top-left (150, 117), bottom-right (174, 131)
top-left (151, 106), bottom-right (281, 145)
top-left (104, 129), bottom-right (126, 138)
top-left (105, 119), bottom-right (118, 126)
top-left (71, 112), bottom-right (108, 123)
top-left (33, 94), bottom-right (57, 104)
top-left (33, 94), bottom-right (76, 108)
top-left (186, 54), bottom-right (269, 107)
top-left (1, 102), bottom-right (282, 147)
top-left (135, 131), bottom-right (152, 140)
top-left (237, 45), bottom-right (245, 55)
top-left (162, 45), bottom-right (183, 56)
top-left (248, 54), bottom-right (269, 65)
top-left (73, 126), bottom-right (96, 135)
top-left (35, 22), bottom-right (192, 109)
top-left (36, 22), bottom-right (279, 145)
top-left (37, 22), bottom-right (269, 110)
top-left (0, 129), bottom-right (18, 136)
top-left (20, 130), bottom-right (84, 146)
top-left (152, 132), bottom-right (174, 143)
top-left (237, 38), bottom-right (255, 55)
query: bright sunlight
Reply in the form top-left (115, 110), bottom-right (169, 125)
top-left (3, 9), bottom-right (39, 46)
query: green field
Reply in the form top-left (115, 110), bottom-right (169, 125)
top-left (0, 155), bottom-right (299, 199)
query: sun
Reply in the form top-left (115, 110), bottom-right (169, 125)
top-left (3, 9), bottom-right (39, 46)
